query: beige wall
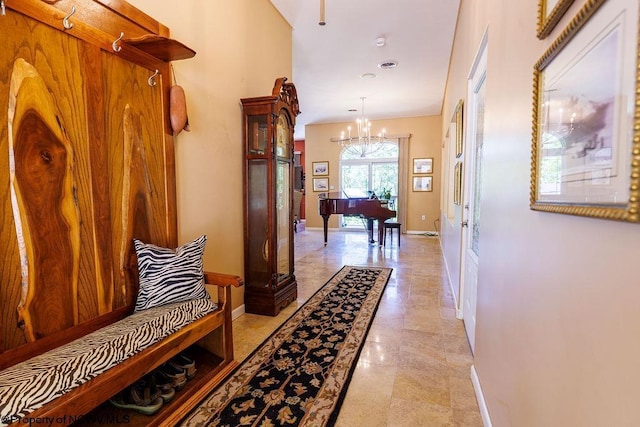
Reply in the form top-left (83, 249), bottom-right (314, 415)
top-left (442, 0), bottom-right (640, 425)
top-left (127, 0), bottom-right (292, 310)
top-left (304, 116), bottom-right (442, 233)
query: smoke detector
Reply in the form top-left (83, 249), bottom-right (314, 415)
top-left (375, 37), bottom-right (386, 47)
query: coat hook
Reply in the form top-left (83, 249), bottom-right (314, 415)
top-left (112, 32), bottom-right (124, 52)
top-left (63, 5), bottom-right (76, 29)
top-left (148, 69), bottom-right (159, 87)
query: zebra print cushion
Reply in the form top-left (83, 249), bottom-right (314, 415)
top-left (0, 298), bottom-right (218, 425)
top-left (134, 235), bottom-right (208, 312)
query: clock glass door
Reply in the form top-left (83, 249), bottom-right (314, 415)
top-left (276, 112), bottom-right (291, 279)
top-left (276, 160), bottom-right (291, 278)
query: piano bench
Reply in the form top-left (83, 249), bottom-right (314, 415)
top-left (383, 219), bottom-right (401, 247)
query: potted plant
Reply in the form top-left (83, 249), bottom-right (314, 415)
top-left (380, 187), bottom-right (392, 200)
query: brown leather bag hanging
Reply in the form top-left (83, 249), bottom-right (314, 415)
top-left (169, 67), bottom-right (190, 134)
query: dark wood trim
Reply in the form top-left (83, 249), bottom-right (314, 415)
top-left (92, 0), bottom-right (168, 35)
top-left (6, 0), bottom-right (191, 69)
top-left (124, 34), bottom-right (196, 61)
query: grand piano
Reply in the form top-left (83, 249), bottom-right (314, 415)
top-left (318, 191), bottom-right (396, 246)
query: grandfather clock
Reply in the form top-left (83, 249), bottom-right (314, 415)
top-left (241, 78), bottom-right (300, 316)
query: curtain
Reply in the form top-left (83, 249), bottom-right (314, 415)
top-left (396, 135), bottom-right (410, 234)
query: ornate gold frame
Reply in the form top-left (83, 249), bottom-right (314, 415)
top-left (454, 100), bottom-right (464, 157)
top-left (312, 161), bottom-right (329, 176)
top-left (413, 158), bottom-right (434, 174)
top-left (530, 0), bottom-right (640, 223)
top-left (312, 177), bottom-right (329, 192)
top-left (454, 162), bottom-right (462, 205)
top-left (412, 176), bottom-right (433, 192)
top-left (537, 0), bottom-right (575, 39)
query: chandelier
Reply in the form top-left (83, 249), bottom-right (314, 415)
top-left (336, 97), bottom-right (387, 158)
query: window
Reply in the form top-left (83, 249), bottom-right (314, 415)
top-left (340, 142), bottom-right (399, 228)
top-left (539, 133), bottom-right (564, 195)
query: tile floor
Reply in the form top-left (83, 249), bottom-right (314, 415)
top-left (231, 228), bottom-right (482, 426)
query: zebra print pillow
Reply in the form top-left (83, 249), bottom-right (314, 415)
top-left (133, 235), bottom-right (209, 312)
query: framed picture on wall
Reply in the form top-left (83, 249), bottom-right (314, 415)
top-left (313, 177), bottom-right (329, 192)
top-left (312, 161), bottom-right (329, 176)
top-left (413, 176), bottom-right (432, 192)
top-left (537, 0), bottom-right (575, 39)
top-left (454, 162), bottom-right (462, 205)
top-left (413, 158), bottom-right (433, 174)
top-left (530, 0), bottom-right (640, 223)
top-left (454, 100), bottom-right (464, 157)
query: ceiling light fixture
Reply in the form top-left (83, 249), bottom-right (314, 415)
top-left (336, 97), bottom-right (387, 158)
top-left (319, 0), bottom-right (326, 26)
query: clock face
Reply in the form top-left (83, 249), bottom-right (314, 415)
top-left (276, 112), bottom-right (289, 157)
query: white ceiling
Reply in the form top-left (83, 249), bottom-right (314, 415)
top-left (270, 0), bottom-right (461, 139)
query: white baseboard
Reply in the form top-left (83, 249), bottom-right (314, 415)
top-left (471, 365), bottom-right (492, 427)
top-left (405, 230), bottom-right (439, 236)
top-left (439, 238), bottom-right (462, 319)
top-left (232, 304), bottom-right (245, 320)
top-left (305, 227), bottom-right (438, 236)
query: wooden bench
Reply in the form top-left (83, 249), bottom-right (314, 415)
top-left (0, 273), bottom-right (241, 426)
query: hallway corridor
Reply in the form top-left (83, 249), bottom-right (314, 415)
top-left (231, 229), bottom-right (482, 426)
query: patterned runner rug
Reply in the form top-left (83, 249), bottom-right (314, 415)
top-left (182, 265), bottom-right (392, 427)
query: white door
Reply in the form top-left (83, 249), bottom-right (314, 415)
top-left (460, 36), bottom-right (487, 354)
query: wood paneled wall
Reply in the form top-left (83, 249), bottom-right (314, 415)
top-left (0, 1), bottom-right (175, 362)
